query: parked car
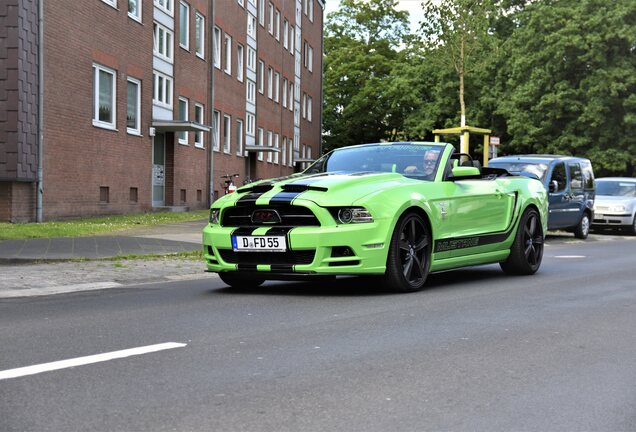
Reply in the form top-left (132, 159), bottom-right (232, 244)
top-left (592, 177), bottom-right (636, 235)
top-left (488, 155), bottom-right (595, 239)
top-left (203, 142), bottom-right (548, 292)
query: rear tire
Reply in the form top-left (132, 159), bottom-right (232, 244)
top-left (629, 216), bottom-right (636, 236)
top-left (574, 212), bottom-right (590, 239)
top-left (500, 208), bottom-right (544, 275)
top-left (382, 212), bottom-right (431, 292)
top-left (219, 272), bottom-right (265, 289)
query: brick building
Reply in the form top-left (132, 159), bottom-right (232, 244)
top-left (0, 0), bottom-right (324, 222)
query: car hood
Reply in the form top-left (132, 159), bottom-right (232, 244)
top-left (230, 171), bottom-right (413, 206)
top-left (594, 196), bottom-right (635, 206)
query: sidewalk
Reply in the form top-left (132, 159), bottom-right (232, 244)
top-left (0, 220), bottom-right (206, 263)
top-left (0, 220), bottom-right (213, 298)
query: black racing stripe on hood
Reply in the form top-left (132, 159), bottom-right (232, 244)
top-left (268, 191), bottom-right (304, 204)
top-left (235, 192), bottom-right (266, 206)
top-left (265, 227), bottom-right (293, 250)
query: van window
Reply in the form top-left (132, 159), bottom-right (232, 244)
top-left (568, 163), bottom-right (583, 190)
top-left (550, 162), bottom-right (567, 192)
top-left (580, 160), bottom-right (595, 190)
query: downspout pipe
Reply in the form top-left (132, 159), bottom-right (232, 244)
top-left (36, 0), bottom-right (44, 222)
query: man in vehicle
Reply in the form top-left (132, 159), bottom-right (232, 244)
top-left (404, 149), bottom-right (440, 179)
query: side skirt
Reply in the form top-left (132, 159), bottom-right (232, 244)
top-left (429, 250), bottom-right (510, 273)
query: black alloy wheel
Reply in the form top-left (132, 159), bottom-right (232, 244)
top-left (500, 208), bottom-right (544, 275)
top-left (384, 212), bottom-right (431, 292)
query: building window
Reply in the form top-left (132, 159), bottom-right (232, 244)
top-left (247, 47), bottom-right (256, 72)
top-left (246, 79), bottom-right (256, 103)
top-left (289, 26), bottom-right (294, 52)
top-left (128, 0), bottom-right (142, 21)
top-left (275, 9), bottom-right (280, 40)
top-left (283, 19), bottom-right (289, 49)
top-left (237, 44), bottom-right (244, 82)
top-left (130, 187), bottom-right (138, 203)
top-left (258, 127), bottom-right (264, 160)
top-left (179, 1), bottom-right (189, 49)
top-left (154, 22), bottom-right (173, 62)
top-left (258, 0), bottom-right (265, 26)
top-left (155, 0), bottom-right (173, 15)
top-left (282, 137), bottom-right (287, 166)
top-left (308, 0), bottom-right (314, 22)
top-left (93, 64), bottom-right (116, 129)
top-left (268, 2), bottom-right (274, 34)
top-left (213, 27), bottom-right (221, 68)
top-left (101, 0), bottom-right (117, 9)
top-left (153, 71), bottom-right (172, 107)
top-left (274, 133), bottom-right (279, 164)
top-left (236, 119), bottom-right (244, 156)
top-left (267, 67), bottom-right (273, 99)
top-left (282, 78), bottom-right (288, 108)
top-left (246, 113), bottom-right (255, 135)
top-left (195, 12), bottom-right (205, 58)
top-left (178, 97), bottom-right (188, 144)
top-left (307, 96), bottom-right (313, 122)
top-left (258, 60), bottom-right (264, 94)
top-left (127, 77), bottom-right (141, 135)
top-left (223, 114), bottom-right (231, 153)
top-left (302, 93), bottom-right (307, 119)
top-left (274, 72), bottom-right (280, 103)
top-left (288, 81), bottom-right (293, 111)
top-left (267, 130), bottom-right (273, 163)
top-left (289, 138), bottom-right (294, 166)
top-left (247, 13), bottom-right (256, 39)
top-left (195, 103), bottom-right (204, 148)
top-left (224, 34), bottom-right (232, 75)
top-left (213, 110), bottom-right (220, 151)
top-left (238, 0), bottom-right (244, 6)
top-left (100, 186), bottom-right (110, 203)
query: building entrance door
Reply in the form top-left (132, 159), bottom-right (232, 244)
top-left (152, 133), bottom-right (166, 207)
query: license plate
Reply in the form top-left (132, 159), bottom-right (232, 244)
top-left (596, 214), bottom-right (604, 219)
top-left (232, 235), bottom-right (287, 252)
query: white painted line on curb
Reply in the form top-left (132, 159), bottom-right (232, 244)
top-left (0, 282), bottom-right (123, 299)
top-left (0, 342), bottom-right (187, 380)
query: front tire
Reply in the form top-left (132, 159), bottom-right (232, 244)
top-left (219, 272), bottom-right (265, 289)
top-left (500, 208), bottom-right (544, 275)
top-left (382, 212), bottom-right (431, 292)
top-left (574, 212), bottom-right (590, 239)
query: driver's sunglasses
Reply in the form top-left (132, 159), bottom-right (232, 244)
top-left (423, 160), bottom-right (436, 166)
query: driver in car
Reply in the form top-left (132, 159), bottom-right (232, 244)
top-left (404, 149), bottom-right (439, 179)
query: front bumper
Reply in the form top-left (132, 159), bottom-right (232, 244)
top-left (592, 213), bottom-right (633, 227)
top-left (203, 221), bottom-right (391, 276)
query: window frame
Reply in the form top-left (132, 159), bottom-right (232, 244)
top-left (194, 103), bottom-right (204, 148)
top-left (92, 63), bottom-right (117, 130)
top-left (153, 70), bottom-right (173, 108)
top-left (126, 77), bottom-right (141, 135)
top-left (195, 11), bottom-right (205, 58)
top-left (223, 114), bottom-right (232, 153)
top-left (154, 0), bottom-right (174, 16)
top-left (213, 110), bottom-right (221, 151)
top-left (179, 1), bottom-right (189, 49)
top-left (128, 0), bottom-right (142, 22)
top-left (236, 119), bottom-right (244, 156)
top-left (213, 27), bottom-right (221, 69)
top-left (153, 22), bottom-right (174, 63)
top-left (224, 34), bottom-right (232, 75)
top-left (178, 97), bottom-right (189, 144)
top-left (237, 44), bottom-right (244, 82)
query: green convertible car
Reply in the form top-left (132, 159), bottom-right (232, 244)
top-left (203, 142), bottom-right (548, 292)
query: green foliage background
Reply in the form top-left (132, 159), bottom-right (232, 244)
top-left (322, 0), bottom-right (636, 176)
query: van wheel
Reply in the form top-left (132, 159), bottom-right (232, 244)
top-left (500, 208), bottom-right (544, 275)
top-left (574, 213), bottom-right (590, 239)
top-left (630, 216), bottom-right (636, 236)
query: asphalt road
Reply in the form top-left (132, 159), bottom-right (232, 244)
top-left (1, 234), bottom-right (635, 431)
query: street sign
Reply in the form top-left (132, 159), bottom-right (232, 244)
top-left (490, 136), bottom-right (500, 146)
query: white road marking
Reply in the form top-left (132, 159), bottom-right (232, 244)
top-left (553, 255), bottom-right (586, 259)
top-left (0, 282), bottom-right (123, 298)
top-left (0, 342), bottom-right (187, 380)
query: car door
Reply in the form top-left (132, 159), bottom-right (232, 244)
top-left (565, 162), bottom-right (586, 226)
top-left (546, 162), bottom-right (571, 229)
top-left (434, 179), bottom-right (515, 257)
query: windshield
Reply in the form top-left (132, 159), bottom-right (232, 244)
top-left (303, 144), bottom-right (445, 180)
top-left (596, 181), bottom-right (636, 197)
top-left (488, 161), bottom-right (549, 181)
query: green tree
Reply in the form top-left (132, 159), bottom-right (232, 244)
top-left (498, 0), bottom-right (636, 175)
top-left (322, 0), bottom-right (409, 151)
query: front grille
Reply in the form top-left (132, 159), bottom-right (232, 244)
top-left (218, 249), bottom-right (315, 265)
top-left (221, 205), bottom-right (320, 227)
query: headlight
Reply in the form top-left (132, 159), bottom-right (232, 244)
top-left (209, 208), bottom-right (220, 224)
top-left (334, 207), bottom-right (373, 224)
top-left (609, 205), bottom-right (626, 213)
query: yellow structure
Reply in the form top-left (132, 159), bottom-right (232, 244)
top-left (433, 126), bottom-right (492, 167)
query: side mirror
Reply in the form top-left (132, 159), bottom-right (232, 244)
top-left (451, 166), bottom-right (480, 178)
top-left (548, 180), bottom-right (558, 193)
